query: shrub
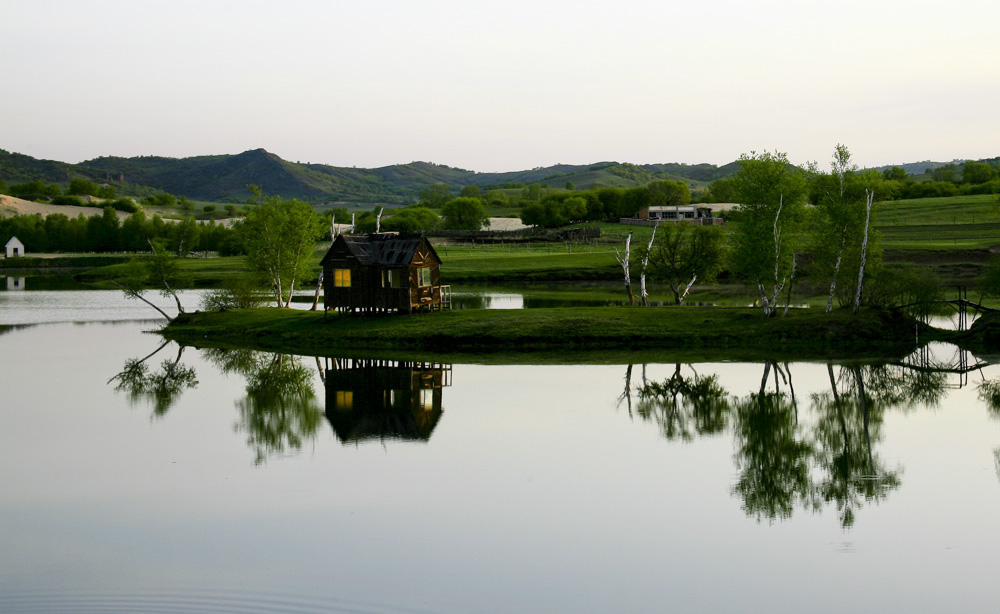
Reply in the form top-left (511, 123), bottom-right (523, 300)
top-left (200, 275), bottom-right (269, 311)
top-left (51, 195), bottom-right (85, 207)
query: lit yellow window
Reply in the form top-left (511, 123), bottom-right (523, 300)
top-left (335, 390), bottom-right (353, 410)
top-left (334, 269), bottom-right (351, 287)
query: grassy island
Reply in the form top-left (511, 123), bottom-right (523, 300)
top-left (160, 306), bottom-right (964, 361)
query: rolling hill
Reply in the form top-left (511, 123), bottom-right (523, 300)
top-left (2, 147), bottom-right (984, 205)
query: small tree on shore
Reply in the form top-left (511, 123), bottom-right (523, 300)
top-left (235, 187), bottom-right (326, 307)
top-left (647, 224), bottom-right (725, 304)
top-left (730, 151), bottom-right (807, 316)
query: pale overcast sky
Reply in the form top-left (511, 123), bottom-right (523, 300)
top-left (2, 0), bottom-right (998, 172)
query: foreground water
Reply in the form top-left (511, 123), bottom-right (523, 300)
top-left (2, 293), bottom-right (1000, 613)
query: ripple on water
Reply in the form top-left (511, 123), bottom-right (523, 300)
top-left (0, 589), bottom-right (435, 614)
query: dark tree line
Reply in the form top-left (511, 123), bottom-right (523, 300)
top-left (0, 208), bottom-right (240, 255)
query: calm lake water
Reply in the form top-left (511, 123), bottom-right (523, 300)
top-left (2, 291), bottom-right (1000, 613)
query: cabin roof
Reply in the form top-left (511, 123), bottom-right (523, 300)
top-left (5, 236), bottom-right (23, 248)
top-left (321, 232), bottom-right (440, 268)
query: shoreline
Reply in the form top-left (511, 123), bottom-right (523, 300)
top-left (160, 306), bottom-right (965, 362)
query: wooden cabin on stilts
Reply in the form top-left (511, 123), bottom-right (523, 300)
top-left (320, 232), bottom-right (451, 315)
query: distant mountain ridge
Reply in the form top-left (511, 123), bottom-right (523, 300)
top-left (0, 148), bottom-right (985, 205)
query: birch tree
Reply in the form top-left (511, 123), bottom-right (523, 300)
top-left (236, 191), bottom-right (326, 308)
top-left (639, 227), bottom-right (656, 306)
top-left (730, 151), bottom-right (807, 316)
top-left (116, 239), bottom-right (190, 321)
top-left (615, 232), bottom-right (635, 305)
top-left (853, 181), bottom-right (878, 314)
top-left (811, 145), bottom-right (867, 313)
top-left (647, 223), bottom-right (725, 305)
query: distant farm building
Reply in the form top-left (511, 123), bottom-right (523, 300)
top-left (622, 206), bottom-right (722, 227)
top-left (320, 233), bottom-right (451, 314)
top-left (5, 236), bottom-right (25, 258)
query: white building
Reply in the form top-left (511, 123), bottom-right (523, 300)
top-left (5, 236), bottom-right (25, 258)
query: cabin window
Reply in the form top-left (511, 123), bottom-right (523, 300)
top-left (418, 267), bottom-right (433, 287)
top-left (383, 269), bottom-right (403, 288)
top-left (334, 268), bottom-right (351, 287)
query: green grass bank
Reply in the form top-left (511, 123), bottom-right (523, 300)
top-left (161, 306), bottom-right (948, 361)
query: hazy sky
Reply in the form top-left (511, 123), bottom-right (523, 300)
top-left (3, 0), bottom-right (998, 172)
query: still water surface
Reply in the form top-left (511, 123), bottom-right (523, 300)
top-left (2, 292), bottom-right (1000, 613)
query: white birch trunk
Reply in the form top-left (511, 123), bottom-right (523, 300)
top-left (826, 238), bottom-right (845, 313)
top-left (639, 227), bottom-right (656, 306)
top-left (853, 189), bottom-right (875, 314)
top-left (350, 212), bottom-right (355, 234)
top-left (772, 194), bottom-right (783, 286)
top-left (615, 232), bottom-right (634, 305)
top-left (679, 274), bottom-right (697, 304)
top-left (782, 252), bottom-right (797, 316)
top-left (375, 207), bottom-right (383, 233)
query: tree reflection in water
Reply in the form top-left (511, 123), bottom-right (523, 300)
top-left (731, 362), bottom-right (816, 523)
top-left (629, 354), bottom-right (956, 528)
top-left (811, 365), bottom-right (901, 528)
top-left (635, 363), bottom-right (730, 441)
top-left (203, 348), bottom-right (323, 465)
top-left (110, 340), bottom-right (198, 417)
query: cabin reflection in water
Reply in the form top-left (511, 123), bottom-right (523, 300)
top-left (324, 358), bottom-right (451, 443)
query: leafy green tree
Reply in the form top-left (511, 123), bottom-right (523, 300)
top-left (730, 151), bottom-right (807, 316)
top-left (86, 206), bottom-right (122, 251)
top-left (419, 184), bottom-right (453, 208)
top-left (962, 161), bottom-right (995, 184)
top-left (622, 186), bottom-right (650, 217)
top-left (95, 185), bottom-right (117, 199)
top-left (441, 197), bottom-right (488, 230)
top-left (236, 189), bottom-right (326, 307)
top-left (67, 177), bottom-right (98, 196)
top-left (171, 216), bottom-right (200, 257)
top-left (115, 239), bottom-right (190, 320)
top-left (120, 209), bottom-right (151, 252)
top-left (521, 183), bottom-right (542, 203)
top-left (595, 187), bottom-right (626, 220)
top-left (459, 185), bottom-right (481, 199)
top-left (565, 181), bottom-right (575, 190)
top-left (707, 177), bottom-right (737, 202)
top-left (931, 164), bottom-right (959, 183)
top-left (200, 274), bottom-right (269, 311)
top-left (647, 224), bottom-right (725, 304)
top-left (647, 180), bottom-right (690, 208)
top-left (881, 166), bottom-right (908, 181)
top-left (484, 190), bottom-right (509, 207)
top-left (810, 145), bottom-right (869, 312)
top-left (224, 204), bottom-right (238, 217)
top-left (382, 206), bottom-right (440, 232)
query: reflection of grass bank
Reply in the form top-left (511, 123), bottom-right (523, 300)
top-left (163, 306), bottom-right (944, 359)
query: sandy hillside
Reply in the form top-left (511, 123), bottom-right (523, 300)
top-left (0, 195), bottom-right (130, 220)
